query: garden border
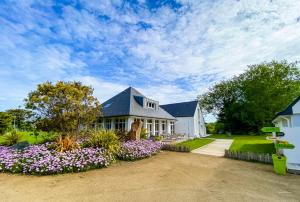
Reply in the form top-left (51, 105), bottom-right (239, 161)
top-left (224, 149), bottom-right (273, 164)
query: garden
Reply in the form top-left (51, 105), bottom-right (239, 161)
top-left (162, 138), bottom-right (214, 152)
top-left (0, 130), bottom-right (162, 175)
top-left (0, 81), bottom-right (162, 175)
top-left (206, 134), bottom-right (275, 154)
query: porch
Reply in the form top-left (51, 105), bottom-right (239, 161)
top-left (99, 116), bottom-right (176, 136)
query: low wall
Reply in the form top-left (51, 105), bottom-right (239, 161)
top-left (224, 150), bottom-right (273, 164)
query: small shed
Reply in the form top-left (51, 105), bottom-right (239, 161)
top-left (273, 97), bottom-right (300, 173)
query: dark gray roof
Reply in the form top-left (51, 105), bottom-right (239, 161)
top-left (275, 96), bottom-right (300, 117)
top-left (160, 101), bottom-right (198, 117)
top-left (101, 87), bottom-right (176, 120)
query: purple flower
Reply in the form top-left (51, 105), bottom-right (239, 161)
top-left (0, 144), bottom-right (113, 175)
top-left (117, 140), bottom-right (162, 161)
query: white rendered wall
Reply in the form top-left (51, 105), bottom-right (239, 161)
top-left (292, 101), bottom-right (300, 114)
top-left (127, 117), bottom-right (134, 130)
top-left (193, 104), bottom-right (207, 137)
top-left (291, 115), bottom-right (300, 127)
top-left (174, 117), bottom-right (195, 138)
top-left (280, 127), bottom-right (300, 170)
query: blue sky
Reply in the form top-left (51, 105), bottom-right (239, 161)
top-left (1, 0), bottom-right (300, 122)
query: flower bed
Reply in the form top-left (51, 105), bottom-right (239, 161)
top-left (117, 140), bottom-right (162, 161)
top-left (0, 144), bottom-right (114, 175)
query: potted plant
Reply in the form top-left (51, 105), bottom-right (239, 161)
top-left (272, 140), bottom-right (295, 175)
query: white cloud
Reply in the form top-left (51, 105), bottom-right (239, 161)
top-left (1, 0), bottom-right (300, 123)
top-left (75, 76), bottom-right (128, 103)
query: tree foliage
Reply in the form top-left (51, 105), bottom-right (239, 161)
top-left (0, 112), bottom-right (13, 134)
top-left (199, 61), bottom-right (300, 133)
top-left (6, 108), bottom-right (34, 130)
top-left (25, 81), bottom-right (101, 134)
top-left (205, 122), bottom-right (224, 134)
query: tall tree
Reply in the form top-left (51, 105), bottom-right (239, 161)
top-left (199, 61), bottom-right (300, 133)
top-left (0, 112), bottom-right (13, 134)
top-left (6, 108), bottom-right (34, 130)
top-left (25, 81), bottom-right (101, 134)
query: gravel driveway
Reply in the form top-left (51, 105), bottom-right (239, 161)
top-left (0, 151), bottom-right (299, 202)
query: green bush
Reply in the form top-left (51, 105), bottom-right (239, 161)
top-left (2, 130), bottom-right (23, 146)
top-left (140, 128), bottom-right (148, 139)
top-left (162, 144), bottom-right (190, 152)
top-left (0, 112), bottom-right (13, 135)
top-left (40, 131), bottom-right (59, 143)
top-left (154, 135), bottom-right (162, 141)
top-left (83, 130), bottom-right (120, 154)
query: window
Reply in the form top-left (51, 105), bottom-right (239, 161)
top-left (98, 119), bottom-right (103, 128)
top-left (161, 121), bottom-right (166, 133)
top-left (147, 101), bottom-right (156, 109)
top-left (115, 118), bottom-right (126, 130)
top-left (134, 118), bottom-right (142, 123)
top-left (170, 121), bottom-right (175, 135)
top-left (105, 119), bottom-right (111, 130)
top-left (155, 120), bottom-right (159, 135)
top-left (146, 119), bottom-right (153, 135)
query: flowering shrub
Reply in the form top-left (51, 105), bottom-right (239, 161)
top-left (117, 140), bottom-right (162, 161)
top-left (82, 130), bottom-right (120, 154)
top-left (0, 144), bottom-right (113, 175)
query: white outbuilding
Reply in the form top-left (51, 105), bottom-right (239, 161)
top-left (273, 96), bottom-right (300, 173)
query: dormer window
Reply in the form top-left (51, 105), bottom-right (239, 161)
top-left (147, 101), bottom-right (156, 109)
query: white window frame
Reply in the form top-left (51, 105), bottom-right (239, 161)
top-left (146, 119), bottom-right (153, 135)
top-left (155, 120), bottom-right (159, 135)
top-left (105, 119), bottom-right (112, 130)
top-left (170, 121), bottom-right (175, 135)
top-left (161, 121), bottom-right (166, 133)
top-left (147, 101), bottom-right (155, 109)
top-left (115, 118), bottom-right (126, 130)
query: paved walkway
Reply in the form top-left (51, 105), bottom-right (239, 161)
top-left (191, 139), bottom-right (233, 157)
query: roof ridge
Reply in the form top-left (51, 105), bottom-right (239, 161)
top-left (160, 100), bottom-right (198, 106)
top-left (275, 96), bottom-right (300, 117)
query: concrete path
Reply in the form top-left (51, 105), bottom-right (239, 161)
top-left (192, 139), bottom-right (233, 157)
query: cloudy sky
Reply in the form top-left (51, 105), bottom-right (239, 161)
top-left (1, 0), bottom-right (300, 121)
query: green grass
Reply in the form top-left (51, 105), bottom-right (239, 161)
top-left (205, 134), bottom-right (275, 154)
top-left (0, 131), bottom-right (47, 145)
top-left (206, 134), bottom-right (268, 140)
top-left (177, 138), bottom-right (214, 151)
top-left (229, 139), bottom-right (275, 154)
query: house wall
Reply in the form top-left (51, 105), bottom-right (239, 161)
top-left (280, 127), bottom-right (300, 170)
top-left (174, 117), bottom-right (194, 138)
top-left (292, 101), bottom-right (300, 114)
top-left (291, 114), bottom-right (300, 127)
top-left (193, 104), bottom-right (207, 137)
top-left (173, 103), bottom-right (207, 138)
top-left (274, 115), bottom-right (300, 128)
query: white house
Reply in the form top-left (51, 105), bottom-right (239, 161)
top-left (160, 101), bottom-right (207, 138)
top-left (100, 87), bottom-right (206, 138)
top-left (273, 97), bottom-right (300, 173)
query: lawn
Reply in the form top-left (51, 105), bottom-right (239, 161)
top-left (229, 139), bottom-right (275, 154)
top-left (206, 134), bottom-right (269, 140)
top-left (177, 138), bottom-right (214, 151)
top-left (206, 134), bottom-right (275, 154)
top-left (0, 131), bottom-right (46, 145)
